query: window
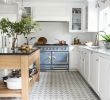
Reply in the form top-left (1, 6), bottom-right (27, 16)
top-left (99, 7), bottom-right (110, 40)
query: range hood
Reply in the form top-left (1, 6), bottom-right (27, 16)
top-left (33, 16), bottom-right (70, 22)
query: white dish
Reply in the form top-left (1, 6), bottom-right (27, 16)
top-left (85, 42), bottom-right (94, 46)
top-left (5, 78), bottom-right (22, 90)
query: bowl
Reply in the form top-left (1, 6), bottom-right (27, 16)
top-left (103, 41), bottom-right (110, 49)
top-left (85, 42), bottom-right (94, 46)
top-left (5, 77), bottom-right (22, 90)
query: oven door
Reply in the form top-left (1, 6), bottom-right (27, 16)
top-left (40, 51), bottom-right (51, 64)
top-left (40, 51), bottom-right (52, 70)
top-left (52, 52), bottom-right (69, 64)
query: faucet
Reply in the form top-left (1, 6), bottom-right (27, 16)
top-left (95, 31), bottom-right (106, 46)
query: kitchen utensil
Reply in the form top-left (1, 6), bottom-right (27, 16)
top-left (61, 40), bottom-right (66, 44)
top-left (37, 37), bottom-right (47, 44)
top-left (55, 39), bottom-right (66, 44)
top-left (3, 76), bottom-right (8, 85)
top-left (85, 42), bottom-right (94, 46)
top-left (5, 77), bottom-right (22, 90)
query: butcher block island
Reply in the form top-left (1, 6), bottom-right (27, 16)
top-left (0, 48), bottom-right (40, 100)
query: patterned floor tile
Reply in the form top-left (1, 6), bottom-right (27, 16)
top-left (0, 71), bottom-right (100, 100)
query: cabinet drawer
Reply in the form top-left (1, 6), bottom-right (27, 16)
top-left (52, 65), bottom-right (68, 70)
top-left (40, 65), bottom-right (51, 70)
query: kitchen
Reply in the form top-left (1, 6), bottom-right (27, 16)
top-left (0, 0), bottom-right (110, 100)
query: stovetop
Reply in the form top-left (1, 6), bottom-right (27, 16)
top-left (34, 44), bottom-right (69, 51)
top-left (34, 44), bottom-right (68, 46)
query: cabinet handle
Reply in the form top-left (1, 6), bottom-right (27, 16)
top-left (48, 61), bottom-right (51, 63)
top-left (48, 56), bottom-right (51, 60)
top-left (53, 56), bottom-right (56, 59)
top-left (96, 59), bottom-right (99, 61)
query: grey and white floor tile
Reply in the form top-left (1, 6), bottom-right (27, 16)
top-left (0, 71), bottom-right (100, 100)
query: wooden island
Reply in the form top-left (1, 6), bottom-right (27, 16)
top-left (0, 48), bottom-right (40, 100)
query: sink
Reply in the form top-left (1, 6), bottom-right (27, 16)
top-left (88, 46), bottom-right (100, 49)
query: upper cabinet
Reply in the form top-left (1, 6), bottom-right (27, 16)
top-left (69, 6), bottom-right (86, 32)
top-left (0, 4), bottom-right (18, 21)
top-left (69, 8), bottom-right (82, 32)
top-left (87, 0), bottom-right (98, 32)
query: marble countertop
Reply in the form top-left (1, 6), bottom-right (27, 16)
top-left (78, 45), bottom-right (110, 56)
top-left (0, 48), bottom-right (39, 55)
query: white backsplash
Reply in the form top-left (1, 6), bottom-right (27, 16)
top-left (17, 22), bottom-right (96, 46)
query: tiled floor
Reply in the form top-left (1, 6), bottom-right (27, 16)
top-left (0, 71), bottom-right (100, 100)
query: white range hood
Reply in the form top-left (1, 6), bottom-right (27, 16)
top-left (33, 16), bottom-right (70, 22)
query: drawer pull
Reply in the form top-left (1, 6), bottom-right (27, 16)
top-left (96, 59), bottom-right (99, 61)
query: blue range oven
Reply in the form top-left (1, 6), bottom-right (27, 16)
top-left (36, 44), bottom-right (69, 71)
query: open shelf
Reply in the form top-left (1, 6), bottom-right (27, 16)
top-left (0, 71), bottom-right (39, 97)
top-left (0, 49), bottom-right (40, 100)
top-left (29, 72), bottom-right (39, 92)
top-left (0, 81), bottom-right (21, 97)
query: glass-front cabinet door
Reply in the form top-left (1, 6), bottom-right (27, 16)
top-left (69, 7), bottom-right (86, 32)
top-left (69, 8), bottom-right (82, 32)
top-left (72, 8), bottom-right (81, 30)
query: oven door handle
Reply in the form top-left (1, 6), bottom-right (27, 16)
top-left (48, 56), bottom-right (51, 60)
top-left (52, 56), bottom-right (56, 59)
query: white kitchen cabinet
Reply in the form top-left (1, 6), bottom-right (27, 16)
top-left (98, 55), bottom-right (110, 100)
top-left (89, 52), bottom-right (99, 92)
top-left (77, 46), bottom-right (110, 99)
top-left (0, 4), bottom-right (17, 22)
top-left (83, 50), bottom-right (90, 81)
top-left (87, 0), bottom-right (98, 32)
top-left (80, 50), bottom-right (85, 77)
top-left (78, 48), bottom-right (90, 81)
top-left (69, 46), bottom-right (79, 71)
top-left (69, 6), bottom-right (86, 32)
top-left (77, 48), bottom-right (85, 76)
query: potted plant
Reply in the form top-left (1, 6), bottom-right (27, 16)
top-left (0, 17), bottom-right (40, 49)
top-left (0, 18), bottom-right (10, 47)
top-left (101, 33), bottom-right (110, 49)
top-left (19, 16), bottom-right (40, 45)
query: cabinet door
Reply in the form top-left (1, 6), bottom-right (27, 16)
top-left (80, 51), bottom-right (85, 76)
top-left (69, 8), bottom-right (82, 32)
top-left (40, 52), bottom-right (51, 64)
top-left (84, 51), bottom-right (90, 81)
top-left (89, 52), bottom-right (99, 92)
top-left (69, 46), bottom-right (79, 70)
top-left (99, 56), bottom-right (110, 100)
top-left (52, 52), bottom-right (68, 64)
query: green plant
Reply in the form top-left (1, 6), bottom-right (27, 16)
top-left (0, 17), bottom-right (40, 48)
top-left (20, 16), bottom-right (40, 36)
top-left (101, 34), bottom-right (110, 42)
top-left (0, 18), bottom-right (10, 34)
top-left (19, 16), bottom-right (41, 44)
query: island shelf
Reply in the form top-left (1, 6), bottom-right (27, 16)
top-left (0, 48), bottom-right (40, 100)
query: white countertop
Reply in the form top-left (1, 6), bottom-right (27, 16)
top-left (80, 45), bottom-right (110, 56)
top-left (69, 45), bottom-right (110, 56)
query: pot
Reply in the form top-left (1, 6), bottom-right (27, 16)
top-left (103, 41), bottom-right (110, 49)
top-left (5, 77), bottom-right (22, 90)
